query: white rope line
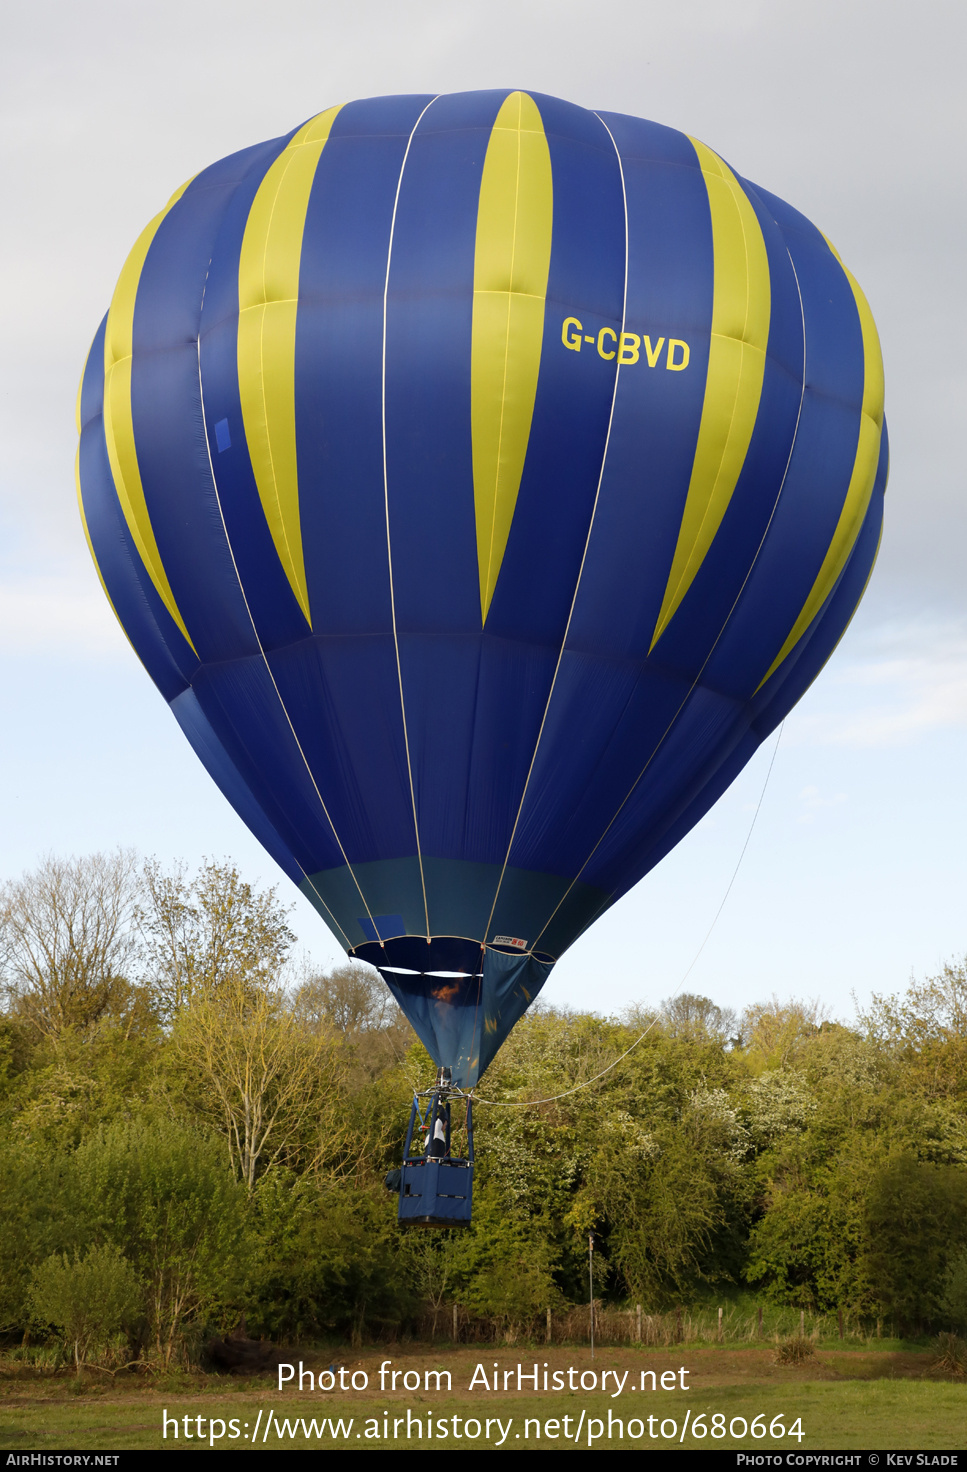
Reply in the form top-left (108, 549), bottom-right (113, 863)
top-left (381, 95), bottom-right (441, 945)
top-left (472, 717), bottom-right (784, 1107)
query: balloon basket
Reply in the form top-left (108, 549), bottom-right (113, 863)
top-left (395, 1075), bottom-right (474, 1228)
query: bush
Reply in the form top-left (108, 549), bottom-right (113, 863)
top-left (932, 1332), bottom-right (967, 1376)
top-left (29, 1244), bottom-right (141, 1370)
top-left (248, 1171), bottom-right (418, 1344)
top-left (0, 1141), bottom-right (70, 1333)
top-left (773, 1335), bottom-right (815, 1365)
top-left (446, 1186), bottom-right (563, 1334)
top-left (72, 1115), bottom-right (250, 1365)
top-left (940, 1248), bottom-right (967, 1331)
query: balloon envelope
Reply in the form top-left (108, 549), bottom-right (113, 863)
top-left (78, 90), bottom-right (887, 1084)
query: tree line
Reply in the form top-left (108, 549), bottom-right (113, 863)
top-left (2, 851), bottom-right (966, 1367)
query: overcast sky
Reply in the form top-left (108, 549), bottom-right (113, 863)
top-left (1, 0), bottom-right (964, 1022)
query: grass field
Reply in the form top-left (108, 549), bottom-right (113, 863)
top-left (2, 1345), bottom-right (964, 1451)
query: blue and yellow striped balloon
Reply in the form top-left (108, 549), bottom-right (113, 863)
top-left (77, 91), bottom-right (887, 1084)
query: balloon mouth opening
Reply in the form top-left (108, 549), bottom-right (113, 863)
top-left (351, 934), bottom-right (554, 994)
top-left (381, 967), bottom-right (484, 979)
top-left (351, 934), bottom-right (553, 970)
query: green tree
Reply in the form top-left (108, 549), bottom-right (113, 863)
top-left (248, 1171), bottom-right (417, 1343)
top-left (474, 1006), bottom-right (746, 1306)
top-left (292, 962), bottom-right (415, 1081)
top-left (862, 1154), bottom-right (967, 1328)
top-left (592, 1091), bottom-right (746, 1307)
top-left (73, 1116), bottom-right (249, 1365)
top-left (0, 1139), bottom-right (71, 1333)
top-left (168, 978), bottom-right (351, 1187)
top-left (858, 960), bottom-right (967, 1100)
top-left (4, 1023), bottom-right (160, 1153)
top-left (740, 996), bottom-right (829, 1071)
top-left (447, 1185), bottom-right (563, 1331)
top-left (0, 851), bottom-right (143, 1038)
top-left (744, 1142), bottom-right (875, 1311)
top-left (661, 992), bottom-right (739, 1045)
top-left (138, 858), bottom-right (294, 1018)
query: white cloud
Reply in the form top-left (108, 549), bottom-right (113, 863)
top-left (793, 619), bottom-right (967, 747)
top-left (0, 573), bottom-right (128, 657)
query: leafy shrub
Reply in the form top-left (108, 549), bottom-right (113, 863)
top-left (29, 1244), bottom-right (141, 1370)
top-left (940, 1248), bottom-right (967, 1331)
top-left (73, 1115), bottom-right (250, 1365)
top-left (446, 1186), bottom-right (563, 1333)
top-left (248, 1171), bottom-right (418, 1344)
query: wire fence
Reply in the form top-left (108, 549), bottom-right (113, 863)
top-left (409, 1300), bottom-right (908, 1347)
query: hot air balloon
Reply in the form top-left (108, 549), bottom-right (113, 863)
top-left (77, 90), bottom-right (886, 1226)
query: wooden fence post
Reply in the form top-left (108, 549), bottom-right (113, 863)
top-left (453, 1304), bottom-right (458, 1342)
top-left (636, 1304), bottom-right (642, 1344)
top-left (757, 1304), bottom-right (763, 1338)
top-left (676, 1307), bottom-right (682, 1343)
top-left (799, 1310), bottom-right (805, 1339)
top-left (838, 1309), bottom-right (844, 1340)
top-left (546, 1307), bottom-right (552, 1344)
top-left (718, 1306), bottom-right (723, 1341)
